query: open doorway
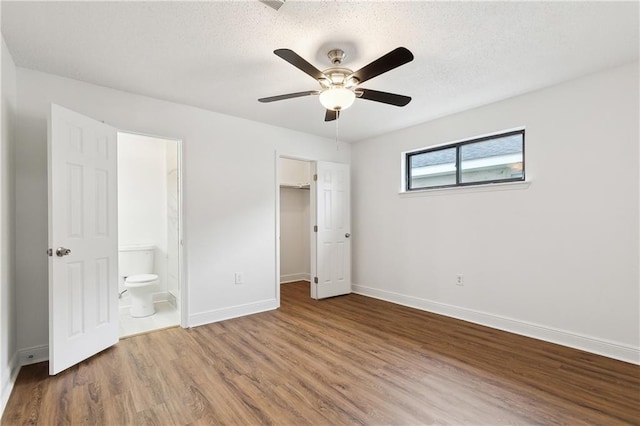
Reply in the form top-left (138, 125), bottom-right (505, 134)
top-left (276, 155), bottom-right (352, 305)
top-left (47, 105), bottom-right (188, 374)
top-left (117, 132), bottom-right (182, 337)
top-left (278, 157), bottom-right (312, 300)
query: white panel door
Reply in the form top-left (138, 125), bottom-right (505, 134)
top-left (48, 104), bottom-right (119, 375)
top-left (311, 161), bottom-right (351, 299)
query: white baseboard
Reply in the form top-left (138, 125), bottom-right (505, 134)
top-left (352, 283), bottom-right (640, 365)
top-left (188, 298), bottom-right (278, 328)
top-left (118, 291), bottom-right (175, 308)
top-left (1, 352), bottom-right (20, 418)
top-left (280, 273), bottom-right (310, 284)
top-left (152, 291), bottom-right (174, 304)
top-left (18, 344), bottom-right (49, 366)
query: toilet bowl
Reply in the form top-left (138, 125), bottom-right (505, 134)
top-left (124, 273), bottom-right (159, 317)
top-left (119, 244), bottom-right (159, 318)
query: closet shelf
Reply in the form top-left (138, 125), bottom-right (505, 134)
top-left (280, 183), bottom-right (310, 190)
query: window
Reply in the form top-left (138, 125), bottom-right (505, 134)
top-left (406, 129), bottom-right (525, 190)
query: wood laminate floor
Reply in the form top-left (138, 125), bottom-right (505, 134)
top-left (2, 281), bottom-right (639, 425)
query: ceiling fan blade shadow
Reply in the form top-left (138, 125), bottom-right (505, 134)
top-left (258, 90), bottom-right (320, 103)
top-left (324, 109), bottom-right (338, 122)
top-left (358, 89), bottom-right (411, 107)
top-left (350, 47), bottom-right (414, 85)
top-left (274, 49), bottom-right (328, 81)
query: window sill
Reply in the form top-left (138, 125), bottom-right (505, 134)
top-left (399, 180), bottom-right (531, 197)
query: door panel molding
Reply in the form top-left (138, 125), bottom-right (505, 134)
top-left (312, 161), bottom-right (351, 299)
top-left (48, 104), bottom-right (119, 375)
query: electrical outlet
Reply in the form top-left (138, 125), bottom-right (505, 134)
top-left (235, 272), bottom-right (244, 285)
top-left (456, 274), bottom-right (464, 286)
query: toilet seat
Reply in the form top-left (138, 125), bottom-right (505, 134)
top-left (125, 273), bottom-right (159, 287)
top-left (123, 274), bottom-right (158, 318)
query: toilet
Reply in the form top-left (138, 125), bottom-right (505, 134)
top-left (119, 245), bottom-right (159, 317)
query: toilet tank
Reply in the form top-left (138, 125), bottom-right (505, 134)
top-left (118, 244), bottom-right (156, 278)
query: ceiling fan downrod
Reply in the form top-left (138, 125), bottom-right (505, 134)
top-left (327, 49), bottom-right (346, 66)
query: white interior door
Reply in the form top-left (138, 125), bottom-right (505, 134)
top-left (48, 104), bottom-right (119, 375)
top-left (311, 161), bottom-right (351, 299)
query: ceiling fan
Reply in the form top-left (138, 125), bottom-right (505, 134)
top-left (258, 47), bottom-right (414, 121)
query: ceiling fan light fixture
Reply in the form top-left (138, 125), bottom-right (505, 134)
top-left (319, 87), bottom-right (356, 111)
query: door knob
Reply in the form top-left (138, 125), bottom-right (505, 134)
top-left (55, 247), bottom-right (71, 257)
top-left (345, 233), bottom-right (351, 238)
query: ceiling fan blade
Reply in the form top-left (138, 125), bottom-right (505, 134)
top-left (358, 89), bottom-right (412, 107)
top-left (324, 109), bottom-right (339, 122)
top-left (274, 49), bottom-right (328, 81)
top-left (258, 90), bottom-right (320, 103)
top-left (350, 47), bottom-right (414, 84)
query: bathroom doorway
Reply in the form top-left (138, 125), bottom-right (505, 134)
top-left (117, 132), bottom-right (182, 337)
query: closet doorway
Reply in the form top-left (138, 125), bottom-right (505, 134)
top-left (279, 158), bottom-right (312, 294)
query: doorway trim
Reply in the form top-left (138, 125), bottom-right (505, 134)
top-left (274, 151), bottom-right (315, 307)
top-left (118, 131), bottom-right (188, 328)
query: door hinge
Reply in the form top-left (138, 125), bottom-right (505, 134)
top-left (314, 277), bottom-right (318, 284)
top-left (313, 174), bottom-right (317, 181)
top-left (313, 225), bottom-right (318, 232)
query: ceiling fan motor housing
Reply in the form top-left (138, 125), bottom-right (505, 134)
top-left (320, 67), bottom-right (356, 88)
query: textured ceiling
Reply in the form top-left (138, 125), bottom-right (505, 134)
top-left (2, 1), bottom-right (638, 142)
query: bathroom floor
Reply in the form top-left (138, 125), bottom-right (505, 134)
top-left (119, 301), bottom-right (180, 338)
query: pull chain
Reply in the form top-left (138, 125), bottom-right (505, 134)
top-left (335, 110), bottom-right (340, 151)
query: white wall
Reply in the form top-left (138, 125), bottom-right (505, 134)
top-left (117, 132), bottom-right (169, 296)
top-left (280, 157), bottom-right (311, 187)
top-left (351, 62), bottom-right (639, 364)
top-left (1, 36), bottom-right (18, 415)
top-left (14, 68), bottom-right (350, 354)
